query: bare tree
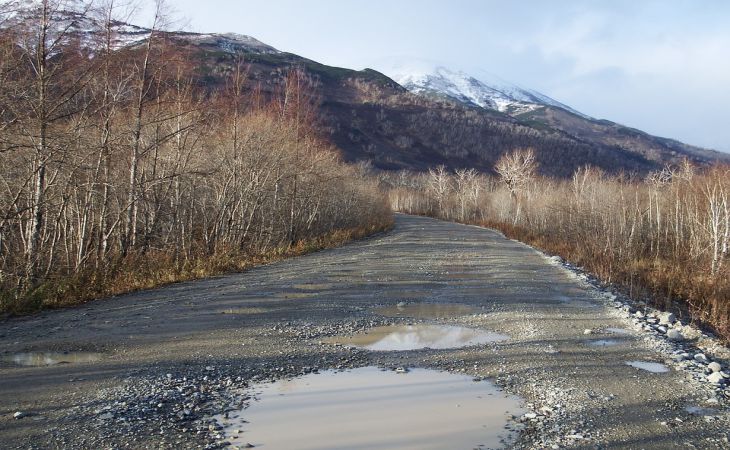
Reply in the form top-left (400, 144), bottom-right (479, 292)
top-left (427, 165), bottom-right (450, 216)
top-left (494, 148), bottom-right (537, 224)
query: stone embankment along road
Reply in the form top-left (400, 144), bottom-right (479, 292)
top-left (0, 214), bottom-right (728, 449)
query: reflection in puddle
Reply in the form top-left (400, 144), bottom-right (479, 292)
top-left (7, 352), bottom-right (102, 366)
top-left (626, 361), bottom-right (670, 373)
top-left (216, 367), bottom-right (524, 450)
top-left (585, 339), bottom-right (622, 347)
top-left (373, 303), bottom-right (478, 319)
top-left (324, 324), bottom-right (508, 351)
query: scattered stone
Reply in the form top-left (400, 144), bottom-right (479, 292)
top-left (583, 329), bottom-right (593, 335)
top-left (13, 411), bottom-right (25, 419)
top-left (666, 329), bottom-right (684, 341)
top-left (658, 312), bottom-right (676, 325)
top-left (707, 372), bottom-right (725, 384)
top-left (694, 353), bottom-right (709, 363)
top-left (708, 362), bottom-right (722, 373)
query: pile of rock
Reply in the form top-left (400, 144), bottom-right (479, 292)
top-left (609, 300), bottom-right (730, 392)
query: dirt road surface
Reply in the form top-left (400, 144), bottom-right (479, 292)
top-left (1, 214), bottom-right (728, 449)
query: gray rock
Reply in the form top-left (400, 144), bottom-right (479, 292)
top-left (708, 362), bottom-right (722, 373)
top-left (707, 372), bottom-right (725, 384)
top-left (13, 411), bottom-right (25, 419)
top-left (583, 329), bottom-right (593, 335)
top-left (694, 353), bottom-right (709, 363)
top-left (666, 329), bottom-right (684, 341)
top-left (658, 312), bottom-right (676, 325)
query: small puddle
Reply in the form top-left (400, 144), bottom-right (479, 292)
top-left (221, 307), bottom-right (268, 315)
top-left (215, 367), bottom-right (524, 450)
top-left (607, 327), bottom-right (632, 335)
top-left (585, 339), bottom-right (621, 347)
top-left (324, 324), bottom-right (508, 351)
top-left (558, 297), bottom-right (598, 309)
top-left (373, 303), bottom-right (478, 319)
top-left (292, 283), bottom-right (334, 291)
top-left (626, 361), bottom-right (670, 373)
top-left (6, 351), bottom-right (102, 367)
top-left (685, 405), bottom-right (718, 416)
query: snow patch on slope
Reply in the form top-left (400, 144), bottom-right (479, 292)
top-left (382, 61), bottom-right (589, 118)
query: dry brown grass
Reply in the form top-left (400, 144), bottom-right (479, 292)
top-left (480, 219), bottom-right (730, 341)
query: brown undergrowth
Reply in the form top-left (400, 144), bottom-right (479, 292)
top-left (479, 219), bottom-right (730, 342)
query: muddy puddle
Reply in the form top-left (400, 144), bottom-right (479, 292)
top-left (607, 327), bottom-right (632, 335)
top-left (324, 324), bottom-right (508, 351)
top-left (558, 297), bottom-right (598, 309)
top-left (373, 302), bottom-right (478, 319)
top-left (220, 307), bottom-right (268, 315)
top-left (215, 367), bottom-right (523, 450)
top-left (686, 405), bottom-right (719, 416)
top-left (585, 339), bottom-right (622, 347)
top-left (5, 351), bottom-right (102, 367)
top-left (626, 361), bottom-right (670, 373)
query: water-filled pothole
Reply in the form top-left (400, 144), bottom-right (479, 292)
top-left (607, 327), bottom-right (632, 335)
top-left (626, 360), bottom-right (670, 373)
top-left (215, 367), bottom-right (524, 450)
top-left (686, 405), bottom-right (719, 416)
top-left (585, 339), bottom-right (622, 347)
top-left (373, 303), bottom-right (478, 319)
top-left (6, 351), bottom-right (102, 366)
top-left (324, 324), bottom-right (508, 351)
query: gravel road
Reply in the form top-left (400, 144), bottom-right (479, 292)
top-left (1, 214), bottom-right (728, 449)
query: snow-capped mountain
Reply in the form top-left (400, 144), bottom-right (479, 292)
top-left (384, 63), bottom-right (588, 118)
top-left (5, 7), bottom-right (279, 55)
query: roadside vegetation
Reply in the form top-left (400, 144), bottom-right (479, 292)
top-left (383, 150), bottom-right (730, 341)
top-left (0, 1), bottom-right (391, 314)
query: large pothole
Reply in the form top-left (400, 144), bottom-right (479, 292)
top-left (215, 367), bottom-right (524, 450)
top-left (5, 351), bottom-right (102, 366)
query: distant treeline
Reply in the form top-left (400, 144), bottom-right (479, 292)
top-left (383, 150), bottom-right (730, 341)
top-left (0, 1), bottom-right (391, 312)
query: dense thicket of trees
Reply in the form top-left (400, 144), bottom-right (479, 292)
top-left (0, 1), bottom-right (391, 312)
top-left (384, 155), bottom-right (730, 340)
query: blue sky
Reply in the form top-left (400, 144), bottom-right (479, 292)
top-left (140, 1), bottom-right (730, 152)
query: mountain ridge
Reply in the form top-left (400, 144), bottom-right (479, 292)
top-left (386, 64), bottom-right (589, 119)
top-left (22, 11), bottom-right (726, 176)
